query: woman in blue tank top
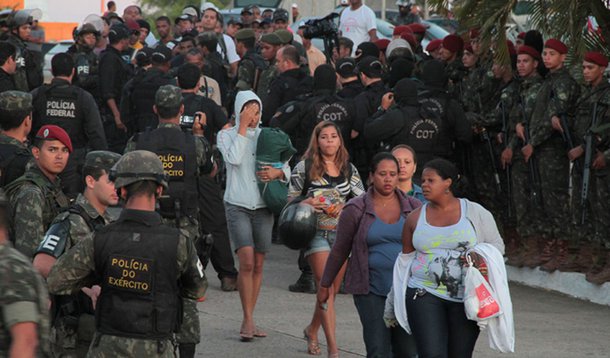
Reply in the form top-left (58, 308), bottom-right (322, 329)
top-left (402, 158), bottom-right (488, 358)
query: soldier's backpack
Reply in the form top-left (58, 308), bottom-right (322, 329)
top-left (0, 144), bottom-right (31, 187)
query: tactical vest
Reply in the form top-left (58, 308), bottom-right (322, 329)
top-left (135, 127), bottom-right (199, 219)
top-left (93, 220), bottom-right (180, 340)
top-left (416, 91), bottom-right (453, 158)
top-left (33, 83), bottom-right (85, 148)
top-left (131, 70), bottom-right (173, 132)
top-left (0, 143), bottom-right (31, 187)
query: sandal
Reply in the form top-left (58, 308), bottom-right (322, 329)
top-left (239, 330), bottom-right (254, 342)
top-left (254, 327), bottom-right (267, 338)
top-left (328, 353), bottom-right (339, 358)
top-left (303, 326), bottom-right (321, 355)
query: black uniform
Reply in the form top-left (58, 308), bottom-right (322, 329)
top-left (5, 33), bottom-right (42, 91)
top-left (98, 45), bottom-right (133, 153)
top-left (67, 43), bottom-right (100, 99)
top-left (262, 68), bottom-right (312, 125)
top-left (337, 79), bottom-right (365, 99)
top-left (0, 68), bottom-right (15, 93)
top-left (31, 78), bottom-right (108, 196)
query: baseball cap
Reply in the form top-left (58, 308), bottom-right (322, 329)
top-left (108, 23), bottom-right (129, 42)
top-left (357, 56), bottom-right (384, 78)
top-left (151, 45), bottom-right (172, 63)
top-left (36, 125), bottom-right (73, 153)
top-left (335, 58), bottom-right (357, 78)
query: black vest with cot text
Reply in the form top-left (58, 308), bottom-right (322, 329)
top-left (93, 214), bottom-right (180, 339)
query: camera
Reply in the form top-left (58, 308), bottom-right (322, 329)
top-left (179, 114), bottom-right (201, 129)
top-left (302, 13), bottom-right (339, 39)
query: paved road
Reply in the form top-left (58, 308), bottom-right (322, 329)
top-left (196, 244), bottom-right (610, 357)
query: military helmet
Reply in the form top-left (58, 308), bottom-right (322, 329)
top-left (109, 150), bottom-right (168, 189)
top-left (78, 23), bottom-right (100, 37)
top-left (396, 0), bottom-right (412, 7)
top-left (9, 9), bottom-right (33, 29)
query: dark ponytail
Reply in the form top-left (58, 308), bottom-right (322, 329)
top-left (423, 158), bottom-right (468, 197)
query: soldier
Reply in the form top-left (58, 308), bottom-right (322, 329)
top-left (4, 9), bottom-right (43, 91)
top-left (0, 91), bottom-right (33, 188)
top-left (0, 190), bottom-right (50, 357)
top-left (47, 150), bottom-right (207, 358)
top-left (262, 45), bottom-right (312, 125)
top-left (565, 52), bottom-right (610, 282)
top-left (121, 45), bottom-right (175, 133)
top-left (125, 85), bottom-right (214, 358)
top-left (31, 52), bottom-right (108, 197)
top-left (440, 34), bottom-right (466, 100)
top-left (234, 28), bottom-right (267, 93)
top-left (98, 23), bottom-right (133, 153)
top-left (0, 41), bottom-right (17, 93)
top-left (500, 45), bottom-right (545, 267)
top-left (520, 39), bottom-right (580, 271)
top-left (256, 32), bottom-right (281, 104)
top-left (32, 150), bottom-right (121, 357)
top-left (67, 23), bottom-right (101, 99)
top-left (5, 124), bottom-right (71, 258)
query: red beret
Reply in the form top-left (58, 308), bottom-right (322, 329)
top-left (544, 39), bottom-right (568, 54)
top-left (36, 125), bottom-right (73, 153)
top-left (374, 39), bottom-right (391, 52)
top-left (401, 32), bottom-right (417, 48)
top-left (125, 19), bottom-right (140, 31)
top-left (518, 45), bottom-right (541, 60)
top-left (506, 40), bottom-right (516, 56)
top-left (393, 25), bottom-right (410, 37)
top-left (408, 23), bottom-right (427, 35)
top-left (584, 51), bottom-right (609, 67)
top-left (517, 32), bottom-right (526, 40)
top-left (442, 34), bottom-right (463, 53)
top-left (426, 39), bottom-right (442, 52)
top-left (469, 28), bottom-right (480, 40)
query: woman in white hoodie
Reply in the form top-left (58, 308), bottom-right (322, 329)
top-left (217, 91), bottom-right (290, 341)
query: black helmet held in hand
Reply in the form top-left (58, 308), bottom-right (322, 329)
top-left (278, 201), bottom-right (318, 250)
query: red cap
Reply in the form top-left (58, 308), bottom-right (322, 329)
top-left (393, 25), bottom-right (410, 36)
top-left (507, 40), bottom-right (516, 56)
top-left (408, 23), bottom-right (427, 35)
top-left (469, 28), bottom-right (480, 40)
top-left (125, 19), bottom-right (140, 32)
top-left (442, 34), bottom-right (463, 53)
top-left (401, 32), bottom-right (417, 49)
top-left (518, 45), bottom-right (541, 60)
top-left (374, 39), bottom-right (391, 52)
top-left (544, 39), bottom-right (568, 54)
top-left (36, 125), bottom-right (73, 153)
top-left (584, 51), bottom-right (609, 67)
top-left (426, 39), bottom-right (442, 52)
top-left (517, 32), bottom-right (526, 40)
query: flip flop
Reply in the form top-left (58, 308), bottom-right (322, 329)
top-left (254, 327), bottom-right (267, 338)
top-left (303, 327), bottom-right (321, 355)
top-left (239, 330), bottom-right (254, 342)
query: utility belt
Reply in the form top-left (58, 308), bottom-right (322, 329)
top-left (157, 196), bottom-right (187, 220)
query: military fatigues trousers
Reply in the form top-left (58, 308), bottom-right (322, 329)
top-left (511, 153), bottom-right (541, 238)
top-left (572, 167), bottom-right (610, 248)
top-left (536, 145), bottom-right (571, 241)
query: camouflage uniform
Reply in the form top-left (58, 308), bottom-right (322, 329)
top-left (124, 85), bottom-right (213, 352)
top-left (46, 150), bottom-right (207, 358)
top-left (36, 151), bottom-right (120, 357)
top-left (5, 165), bottom-right (70, 258)
top-left (0, 91), bottom-right (34, 187)
top-left (445, 59), bottom-right (468, 101)
top-left (0, 243), bottom-right (50, 357)
top-left (256, 32), bottom-right (282, 104)
top-left (528, 68), bottom-right (580, 244)
top-left (234, 30), bottom-right (267, 92)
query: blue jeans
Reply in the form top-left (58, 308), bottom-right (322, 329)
top-left (353, 293), bottom-right (418, 358)
top-left (406, 287), bottom-right (479, 358)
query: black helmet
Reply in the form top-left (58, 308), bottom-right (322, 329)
top-left (278, 201), bottom-right (317, 250)
top-left (8, 9), bottom-right (33, 29)
top-left (78, 23), bottom-right (100, 37)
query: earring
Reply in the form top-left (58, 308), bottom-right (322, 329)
top-left (445, 189), bottom-right (449, 194)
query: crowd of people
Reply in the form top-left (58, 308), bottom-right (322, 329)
top-left (0, 0), bottom-right (607, 356)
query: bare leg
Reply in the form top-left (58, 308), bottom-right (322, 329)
top-left (251, 251), bottom-right (266, 314)
top-left (308, 251), bottom-right (340, 355)
top-left (236, 246), bottom-right (256, 337)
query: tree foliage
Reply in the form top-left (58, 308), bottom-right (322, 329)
top-left (427, 0), bottom-right (610, 65)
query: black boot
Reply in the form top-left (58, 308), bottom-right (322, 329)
top-left (179, 343), bottom-right (196, 358)
top-left (288, 271), bottom-right (316, 294)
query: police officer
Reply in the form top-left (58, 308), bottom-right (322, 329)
top-left (336, 57), bottom-right (364, 98)
top-left (67, 23), bottom-right (101, 98)
top-left (5, 125), bottom-right (71, 258)
top-left (47, 150), bottom-right (207, 358)
top-left (0, 41), bottom-right (17, 93)
top-left (125, 85), bottom-right (214, 358)
top-left (31, 52), bottom-right (107, 197)
top-left (99, 23), bottom-right (133, 153)
top-left (4, 9), bottom-right (43, 91)
top-left (32, 150), bottom-right (121, 357)
top-left (0, 189), bottom-right (50, 357)
top-left (122, 45), bottom-right (175, 133)
top-left (234, 28), bottom-right (267, 94)
top-left (0, 91), bottom-right (33, 188)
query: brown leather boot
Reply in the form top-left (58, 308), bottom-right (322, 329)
top-left (558, 244), bottom-right (593, 273)
top-left (585, 249), bottom-right (610, 285)
top-left (541, 240), bottom-right (569, 272)
top-left (506, 235), bottom-right (532, 267)
top-left (504, 227), bottom-right (520, 258)
top-left (523, 237), bottom-right (555, 268)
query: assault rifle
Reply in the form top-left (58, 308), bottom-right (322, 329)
top-left (558, 113), bottom-right (581, 173)
top-left (500, 101), bottom-right (513, 219)
top-left (580, 102), bottom-right (601, 225)
top-left (519, 97), bottom-right (543, 209)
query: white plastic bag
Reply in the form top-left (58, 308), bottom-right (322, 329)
top-left (463, 255), bottom-right (502, 323)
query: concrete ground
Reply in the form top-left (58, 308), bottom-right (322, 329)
top-left (196, 244), bottom-right (610, 357)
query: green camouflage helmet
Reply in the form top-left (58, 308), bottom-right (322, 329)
top-left (110, 150), bottom-right (168, 189)
top-left (0, 91), bottom-right (33, 112)
top-left (84, 150), bottom-right (122, 172)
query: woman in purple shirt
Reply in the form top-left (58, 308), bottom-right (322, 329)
top-left (318, 152), bottom-right (421, 357)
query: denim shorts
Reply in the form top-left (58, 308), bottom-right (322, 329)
top-left (304, 229), bottom-right (336, 257)
top-left (225, 202), bottom-right (274, 253)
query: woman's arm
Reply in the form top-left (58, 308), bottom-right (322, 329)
top-left (402, 208), bottom-right (421, 254)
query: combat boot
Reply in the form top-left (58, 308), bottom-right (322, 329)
top-left (558, 243), bottom-right (593, 273)
top-left (506, 236), bottom-right (534, 267)
top-left (522, 236), bottom-right (549, 268)
top-left (288, 271), bottom-right (316, 294)
top-left (585, 249), bottom-right (610, 285)
top-left (541, 240), bottom-right (569, 272)
top-left (504, 227), bottom-right (520, 258)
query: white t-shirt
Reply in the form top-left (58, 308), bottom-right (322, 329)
top-left (217, 33), bottom-right (240, 64)
top-left (339, 5), bottom-right (377, 54)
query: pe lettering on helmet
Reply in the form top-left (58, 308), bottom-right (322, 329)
top-left (107, 255), bottom-right (153, 293)
top-left (196, 258), bottom-right (204, 278)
